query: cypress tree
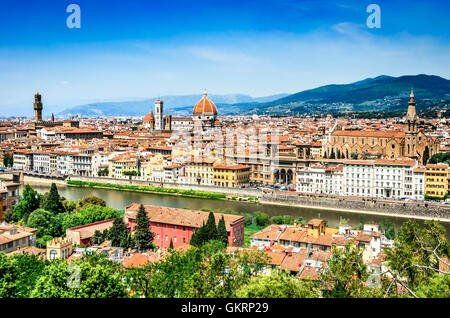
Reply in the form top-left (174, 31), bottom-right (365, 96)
top-left (169, 238), bottom-right (174, 249)
top-left (134, 204), bottom-right (154, 252)
top-left (217, 215), bottom-right (228, 245)
top-left (41, 183), bottom-right (64, 214)
top-left (92, 230), bottom-right (103, 245)
top-left (102, 229), bottom-right (109, 242)
top-left (190, 221), bottom-right (206, 247)
top-left (204, 212), bottom-right (218, 241)
top-left (108, 217), bottom-right (128, 247)
top-left (123, 233), bottom-right (135, 250)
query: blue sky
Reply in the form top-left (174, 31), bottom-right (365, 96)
top-left (0, 0), bottom-right (449, 116)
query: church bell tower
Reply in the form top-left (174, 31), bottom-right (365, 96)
top-left (155, 100), bottom-right (164, 130)
top-left (405, 89), bottom-right (418, 157)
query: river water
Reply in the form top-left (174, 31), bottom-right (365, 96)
top-left (25, 183), bottom-right (450, 236)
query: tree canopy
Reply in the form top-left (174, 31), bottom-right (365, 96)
top-left (384, 220), bottom-right (449, 296)
top-left (236, 270), bottom-right (321, 298)
top-left (107, 217), bottom-right (133, 249)
top-left (41, 183), bottom-right (64, 214)
top-left (30, 254), bottom-right (128, 298)
top-left (7, 184), bottom-right (41, 223)
top-left (217, 216), bottom-right (228, 245)
top-left (133, 204), bottom-right (154, 252)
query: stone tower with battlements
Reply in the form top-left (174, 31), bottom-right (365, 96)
top-left (34, 92), bottom-right (43, 122)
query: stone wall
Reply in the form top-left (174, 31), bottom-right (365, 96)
top-left (23, 175), bottom-right (67, 185)
top-left (260, 191), bottom-right (450, 220)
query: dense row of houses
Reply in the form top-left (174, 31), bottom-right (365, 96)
top-left (12, 149), bottom-right (252, 186)
top-left (12, 145), bottom-right (450, 201)
top-left (1, 201), bottom-right (390, 283)
top-left (296, 159), bottom-right (450, 200)
top-left (296, 159), bottom-right (425, 200)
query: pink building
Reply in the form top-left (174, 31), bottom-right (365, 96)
top-left (66, 219), bottom-right (115, 246)
top-left (124, 204), bottom-right (245, 249)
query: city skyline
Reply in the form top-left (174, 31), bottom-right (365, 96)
top-left (0, 0), bottom-right (449, 115)
top-left (1, 0), bottom-right (449, 303)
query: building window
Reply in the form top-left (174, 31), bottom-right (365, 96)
top-left (49, 250), bottom-right (57, 260)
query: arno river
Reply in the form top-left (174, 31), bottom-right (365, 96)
top-left (25, 183), bottom-right (450, 236)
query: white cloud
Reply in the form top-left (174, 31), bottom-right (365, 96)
top-left (184, 46), bottom-right (259, 65)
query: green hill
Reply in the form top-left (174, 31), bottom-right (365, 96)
top-left (247, 74), bottom-right (450, 115)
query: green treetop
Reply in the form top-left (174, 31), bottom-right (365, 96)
top-left (217, 215), bottom-right (228, 246)
top-left (41, 183), bottom-right (64, 214)
top-left (107, 217), bottom-right (129, 248)
top-left (204, 212), bottom-right (218, 241)
top-left (134, 204), bottom-right (154, 252)
top-left (7, 184), bottom-right (41, 223)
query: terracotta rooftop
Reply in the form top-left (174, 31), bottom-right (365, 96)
top-left (67, 219), bottom-right (115, 240)
top-left (125, 204), bottom-right (244, 232)
top-left (250, 224), bottom-right (285, 241)
top-left (279, 249), bottom-right (309, 272)
top-left (332, 130), bottom-right (405, 138)
top-left (122, 252), bottom-right (163, 268)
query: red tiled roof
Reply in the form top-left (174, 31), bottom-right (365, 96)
top-left (332, 130), bottom-right (405, 138)
top-left (125, 204), bottom-right (244, 231)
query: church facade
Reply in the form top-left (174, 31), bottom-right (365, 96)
top-left (324, 90), bottom-right (439, 165)
top-left (142, 89), bottom-right (221, 132)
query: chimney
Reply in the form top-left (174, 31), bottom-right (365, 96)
top-left (9, 225), bottom-right (17, 235)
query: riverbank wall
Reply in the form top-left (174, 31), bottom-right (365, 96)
top-left (260, 191), bottom-right (450, 221)
top-left (22, 175), bottom-right (67, 185)
top-left (21, 175), bottom-right (450, 222)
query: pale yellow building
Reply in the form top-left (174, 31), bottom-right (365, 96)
top-left (310, 142), bottom-right (323, 158)
top-left (46, 237), bottom-right (73, 260)
top-left (138, 153), bottom-right (171, 178)
top-left (306, 219), bottom-right (327, 238)
top-left (425, 163), bottom-right (449, 199)
top-left (108, 152), bottom-right (139, 178)
top-left (213, 164), bottom-right (251, 188)
top-left (184, 158), bottom-right (215, 185)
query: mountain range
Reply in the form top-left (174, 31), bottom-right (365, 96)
top-left (58, 93), bottom-right (289, 117)
top-left (246, 74), bottom-right (450, 115)
top-left (58, 74), bottom-right (450, 117)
